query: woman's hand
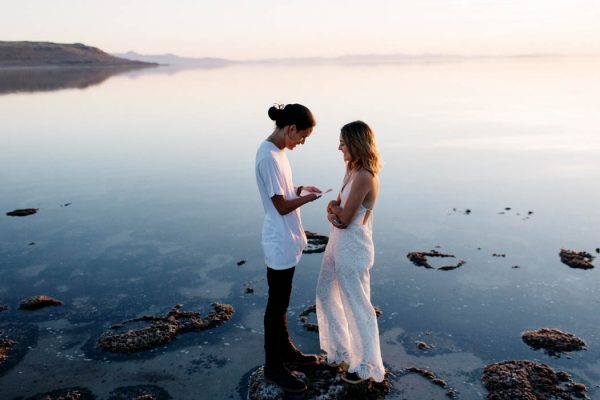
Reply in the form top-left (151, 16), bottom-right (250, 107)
top-left (326, 200), bottom-right (339, 214)
top-left (327, 213), bottom-right (345, 228)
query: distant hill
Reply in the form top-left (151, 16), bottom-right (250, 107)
top-left (113, 51), bottom-right (476, 67)
top-left (113, 51), bottom-right (233, 67)
top-left (0, 41), bottom-right (157, 68)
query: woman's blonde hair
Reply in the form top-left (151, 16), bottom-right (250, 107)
top-left (341, 120), bottom-right (382, 176)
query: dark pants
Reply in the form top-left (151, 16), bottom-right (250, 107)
top-left (264, 266), bottom-right (295, 367)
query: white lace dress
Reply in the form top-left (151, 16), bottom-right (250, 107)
top-left (316, 178), bottom-right (385, 382)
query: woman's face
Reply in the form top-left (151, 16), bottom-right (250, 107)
top-left (339, 133), bottom-right (352, 163)
top-left (286, 125), bottom-right (313, 150)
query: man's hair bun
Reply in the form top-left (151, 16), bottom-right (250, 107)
top-left (267, 103), bottom-right (315, 130)
top-left (268, 105), bottom-right (283, 121)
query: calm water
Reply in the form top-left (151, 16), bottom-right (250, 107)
top-left (1, 58), bottom-right (600, 399)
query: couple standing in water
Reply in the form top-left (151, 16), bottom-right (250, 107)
top-left (255, 103), bottom-right (384, 392)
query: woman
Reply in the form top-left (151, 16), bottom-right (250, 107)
top-left (316, 120), bottom-right (385, 383)
top-left (255, 103), bottom-right (321, 393)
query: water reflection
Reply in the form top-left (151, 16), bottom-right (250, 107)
top-left (0, 57), bottom-right (599, 399)
top-left (0, 65), bottom-right (157, 94)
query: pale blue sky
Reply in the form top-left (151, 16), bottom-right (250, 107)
top-left (2, 0), bottom-right (599, 58)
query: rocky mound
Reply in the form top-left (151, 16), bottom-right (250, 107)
top-left (483, 360), bottom-right (588, 399)
top-left (522, 328), bottom-right (586, 356)
top-left (18, 295), bottom-right (64, 310)
top-left (559, 249), bottom-right (594, 269)
top-left (97, 303), bottom-right (234, 353)
top-left (0, 41), bottom-right (155, 68)
top-left (247, 359), bottom-right (390, 400)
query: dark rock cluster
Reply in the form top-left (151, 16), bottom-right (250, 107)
top-left (97, 303), bottom-right (234, 353)
top-left (407, 250), bottom-right (465, 271)
top-left (559, 249), bottom-right (595, 270)
top-left (304, 231), bottom-right (329, 254)
top-left (521, 328), bottom-right (586, 357)
top-left (6, 208), bottom-right (38, 217)
top-left (0, 304), bottom-right (8, 312)
top-left (483, 360), bottom-right (588, 400)
top-left (247, 358), bottom-right (390, 400)
top-left (18, 295), bottom-right (64, 311)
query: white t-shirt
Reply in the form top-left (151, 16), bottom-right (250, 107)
top-left (255, 140), bottom-right (307, 270)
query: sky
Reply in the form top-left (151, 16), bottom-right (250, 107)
top-left (1, 0), bottom-right (599, 59)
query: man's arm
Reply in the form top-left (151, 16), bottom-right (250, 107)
top-left (272, 193), bottom-right (318, 216)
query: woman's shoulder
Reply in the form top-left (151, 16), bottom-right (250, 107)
top-left (354, 168), bottom-right (376, 182)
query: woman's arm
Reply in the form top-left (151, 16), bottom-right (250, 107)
top-left (272, 193), bottom-right (318, 216)
top-left (330, 170), bottom-right (374, 226)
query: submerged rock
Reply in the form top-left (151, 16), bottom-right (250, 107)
top-left (108, 384), bottom-right (172, 400)
top-left (6, 208), bottom-right (38, 217)
top-left (304, 231), bottom-right (328, 254)
top-left (25, 387), bottom-right (96, 400)
top-left (97, 303), bottom-right (234, 353)
top-left (298, 305), bottom-right (319, 332)
top-left (416, 341), bottom-right (432, 350)
top-left (407, 250), bottom-right (465, 271)
top-left (403, 367), bottom-right (457, 398)
top-left (0, 304), bottom-right (8, 312)
top-left (237, 260), bottom-right (247, 266)
top-left (483, 360), bottom-right (589, 400)
top-left (247, 358), bottom-right (391, 400)
top-left (18, 295), bottom-right (64, 311)
top-left (522, 328), bottom-right (586, 357)
top-left (559, 249), bottom-right (595, 270)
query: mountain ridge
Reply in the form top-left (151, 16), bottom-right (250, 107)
top-left (0, 41), bottom-right (157, 68)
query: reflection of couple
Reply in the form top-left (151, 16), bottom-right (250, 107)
top-left (255, 103), bottom-right (384, 393)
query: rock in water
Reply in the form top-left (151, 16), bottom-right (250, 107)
top-left (6, 208), bottom-right (38, 217)
top-left (0, 337), bottom-right (16, 365)
top-left (407, 250), bottom-right (465, 271)
top-left (404, 367), bottom-right (457, 397)
top-left (559, 249), bottom-right (594, 269)
top-left (107, 384), bottom-right (172, 399)
top-left (304, 231), bottom-right (328, 254)
top-left (483, 360), bottom-right (589, 400)
top-left (97, 303), bottom-right (234, 353)
top-left (18, 295), bottom-right (63, 311)
top-left (521, 328), bottom-right (586, 356)
top-left (247, 359), bottom-right (390, 400)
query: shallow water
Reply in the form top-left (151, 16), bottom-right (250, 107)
top-left (1, 57), bottom-right (600, 399)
